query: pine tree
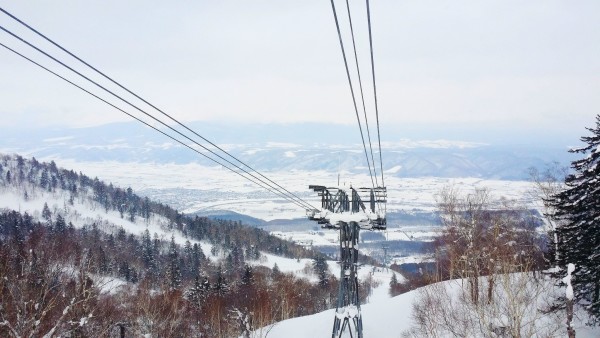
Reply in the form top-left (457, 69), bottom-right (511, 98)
top-left (313, 256), bottom-right (329, 289)
top-left (389, 273), bottom-right (398, 288)
top-left (167, 236), bottom-right (182, 289)
top-left (389, 273), bottom-right (400, 297)
top-left (42, 202), bottom-right (52, 224)
top-left (549, 114), bottom-right (600, 320)
top-left (187, 275), bottom-right (209, 309)
top-left (40, 168), bottom-right (49, 190)
top-left (213, 265), bottom-right (229, 297)
top-left (54, 214), bottom-right (66, 234)
top-left (241, 264), bottom-right (254, 287)
top-left (272, 263), bottom-right (281, 278)
top-left (141, 229), bottom-right (156, 273)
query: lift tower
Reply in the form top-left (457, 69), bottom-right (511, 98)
top-left (307, 185), bottom-right (386, 338)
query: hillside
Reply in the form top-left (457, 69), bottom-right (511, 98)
top-left (261, 274), bottom-right (600, 338)
top-left (0, 153), bottom-right (386, 337)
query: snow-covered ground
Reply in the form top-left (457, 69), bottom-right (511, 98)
top-left (248, 250), bottom-right (403, 286)
top-left (0, 181), bottom-right (384, 286)
top-left (46, 159), bottom-right (535, 221)
top-left (252, 268), bottom-right (401, 338)
top-left (258, 273), bottom-right (600, 338)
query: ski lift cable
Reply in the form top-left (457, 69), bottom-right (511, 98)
top-left (0, 6), bottom-right (318, 211)
top-left (0, 42), bottom-right (312, 211)
top-left (329, 0), bottom-right (376, 190)
top-left (366, 0), bottom-right (385, 189)
top-left (344, 0), bottom-right (379, 189)
top-left (0, 33), bottom-right (316, 211)
top-left (344, 0), bottom-right (383, 215)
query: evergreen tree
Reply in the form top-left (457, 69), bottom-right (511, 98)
top-left (40, 168), bottom-right (49, 190)
top-left (313, 256), bottom-right (329, 289)
top-left (272, 263), bottom-right (281, 278)
top-left (549, 114), bottom-right (600, 320)
top-left (389, 273), bottom-right (398, 288)
top-left (213, 265), bottom-right (229, 297)
top-left (141, 229), bottom-right (156, 272)
top-left (167, 236), bottom-right (182, 289)
top-left (42, 202), bottom-right (52, 224)
top-left (54, 214), bottom-right (66, 234)
top-left (187, 275), bottom-right (207, 309)
top-left (241, 264), bottom-right (254, 287)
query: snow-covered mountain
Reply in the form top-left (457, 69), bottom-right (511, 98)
top-left (0, 153), bottom-right (390, 337)
top-left (1, 121), bottom-right (572, 180)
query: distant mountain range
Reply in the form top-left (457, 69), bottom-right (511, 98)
top-left (1, 121), bottom-right (574, 180)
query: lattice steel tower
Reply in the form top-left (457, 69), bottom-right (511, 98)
top-left (307, 185), bottom-right (386, 338)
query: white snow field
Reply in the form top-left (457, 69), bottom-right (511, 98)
top-left (48, 159), bottom-right (535, 221)
top-left (258, 273), bottom-right (600, 338)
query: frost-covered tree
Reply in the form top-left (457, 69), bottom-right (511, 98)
top-left (40, 168), bottom-right (49, 190)
top-left (167, 236), bottom-right (182, 289)
top-left (313, 255), bottom-right (329, 289)
top-left (213, 265), bottom-right (229, 297)
top-left (549, 114), bottom-right (600, 320)
top-left (186, 274), bottom-right (210, 310)
top-left (389, 272), bottom-right (404, 297)
top-left (42, 202), bottom-right (52, 224)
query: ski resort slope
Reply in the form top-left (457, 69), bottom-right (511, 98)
top-left (257, 268), bottom-right (413, 338)
top-left (260, 273), bottom-right (600, 338)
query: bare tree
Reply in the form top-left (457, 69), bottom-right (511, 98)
top-left (528, 163), bottom-right (567, 268)
top-left (406, 186), bottom-right (554, 337)
top-left (0, 250), bottom-right (101, 338)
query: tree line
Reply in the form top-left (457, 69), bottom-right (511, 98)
top-left (0, 154), bottom-right (357, 337)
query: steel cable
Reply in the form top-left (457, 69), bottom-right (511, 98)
top-left (0, 30), bottom-right (316, 211)
top-left (329, 0), bottom-right (376, 189)
top-left (0, 6), bottom-right (317, 211)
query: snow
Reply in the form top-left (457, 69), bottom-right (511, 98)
top-left (0, 182), bottom-right (221, 254)
top-left (254, 269), bottom-right (415, 338)
top-left (384, 165), bottom-right (402, 174)
top-left (248, 253), bottom-right (316, 281)
top-left (92, 275), bottom-right (129, 295)
top-left (270, 230), bottom-right (339, 247)
top-left (46, 159), bottom-right (535, 221)
top-left (335, 305), bottom-right (359, 319)
top-left (79, 316), bottom-right (88, 327)
top-left (563, 263), bottom-right (575, 300)
top-left (259, 274), bottom-right (600, 338)
top-left (247, 251), bottom-right (401, 286)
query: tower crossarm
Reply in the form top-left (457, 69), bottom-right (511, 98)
top-left (307, 185), bottom-right (387, 230)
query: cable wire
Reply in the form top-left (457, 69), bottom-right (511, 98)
top-left (329, 0), bottom-right (376, 189)
top-left (0, 29), bottom-right (316, 211)
top-left (0, 6), bottom-right (317, 211)
top-left (344, 0), bottom-right (378, 188)
top-left (366, 0), bottom-right (385, 188)
top-left (0, 42), bottom-right (312, 210)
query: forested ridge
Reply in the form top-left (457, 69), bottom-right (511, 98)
top-left (0, 153), bottom-right (366, 337)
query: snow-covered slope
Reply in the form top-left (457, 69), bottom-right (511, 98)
top-left (0, 155), bottom-right (385, 287)
top-left (260, 274), bottom-right (600, 338)
top-left (255, 268), bottom-right (413, 338)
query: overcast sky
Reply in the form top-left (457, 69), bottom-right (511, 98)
top-left (1, 1), bottom-right (599, 145)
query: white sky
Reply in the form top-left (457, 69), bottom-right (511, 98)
top-left (0, 1), bottom-right (599, 139)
